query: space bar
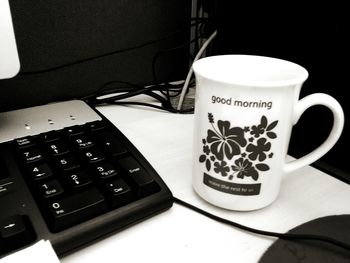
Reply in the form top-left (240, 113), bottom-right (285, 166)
top-left (47, 188), bottom-right (107, 232)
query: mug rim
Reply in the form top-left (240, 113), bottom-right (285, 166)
top-left (193, 54), bottom-right (309, 87)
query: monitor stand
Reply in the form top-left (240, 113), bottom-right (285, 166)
top-left (0, 0), bottom-right (20, 79)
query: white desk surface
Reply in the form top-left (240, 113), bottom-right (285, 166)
top-left (61, 104), bottom-right (350, 263)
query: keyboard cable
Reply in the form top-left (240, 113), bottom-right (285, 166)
top-left (173, 196), bottom-right (350, 252)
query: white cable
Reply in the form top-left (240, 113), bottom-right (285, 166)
top-left (176, 30), bottom-right (217, 111)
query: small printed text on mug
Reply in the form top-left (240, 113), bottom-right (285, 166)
top-left (203, 173), bottom-right (261, 196)
top-left (211, 95), bottom-right (272, 110)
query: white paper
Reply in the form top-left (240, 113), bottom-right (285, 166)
top-left (1, 240), bottom-right (60, 263)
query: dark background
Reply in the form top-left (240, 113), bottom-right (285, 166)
top-left (0, 0), bottom-right (191, 111)
top-left (202, 1), bottom-right (349, 181)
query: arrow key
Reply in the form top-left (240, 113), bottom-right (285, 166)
top-left (0, 215), bottom-right (36, 254)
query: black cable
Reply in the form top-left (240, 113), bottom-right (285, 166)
top-left (91, 84), bottom-right (170, 107)
top-left (88, 81), bottom-right (196, 113)
top-left (84, 80), bottom-right (167, 104)
top-left (85, 78), bottom-right (196, 114)
top-left (108, 101), bottom-right (194, 114)
top-left (84, 80), bottom-right (143, 99)
top-left (159, 84), bottom-right (184, 98)
top-left (91, 85), bottom-right (194, 113)
top-left (173, 197), bottom-right (350, 252)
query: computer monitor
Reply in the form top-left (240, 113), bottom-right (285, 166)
top-left (0, 0), bottom-right (20, 79)
top-left (0, 0), bottom-right (191, 111)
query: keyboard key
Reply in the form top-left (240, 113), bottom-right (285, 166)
top-left (40, 130), bottom-right (62, 142)
top-left (14, 137), bottom-right (35, 149)
top-left (46, 141), bottom-right (70, 156)
top-left (71, 135), bottom-right (94, 149)
top-left (21, 148), bottom-right (44, 163)
top-left (93, 163), bottom-right (118, 180)
top-left (55, 155), bottom-right (80, 171)
top-left (46, 188), bottom-right (107, 232)
top-left (27, 163), bottom-right (53, 180)
top-left (83, 149), bottom-right (105, 164)
top-left (64, 171), bottom-right (92, 189)
top-left (0, 215), bottom-right (36, 254)
top-left (104, 178), bottom-right (133, 207)
top-left (38, 180), bottom-right (64, 198)
top-left (117, 156), bottom-right (159, 197)
top-left (95, 132), bottom-right (128, 158)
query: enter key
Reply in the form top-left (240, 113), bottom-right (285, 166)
top-left (117, 156), bottom-right (159, 198)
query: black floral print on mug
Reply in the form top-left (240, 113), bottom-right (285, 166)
top-left (199, 113), bottom-right (278, 181)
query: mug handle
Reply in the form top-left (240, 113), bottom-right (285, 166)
top-left (284, 93), bottom-right (344, 173)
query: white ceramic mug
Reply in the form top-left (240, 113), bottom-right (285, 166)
top-left (192, 55), bottom-right (344, 211)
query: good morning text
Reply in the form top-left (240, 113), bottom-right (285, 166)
top-left (211, 95), bottom-right (272, 110)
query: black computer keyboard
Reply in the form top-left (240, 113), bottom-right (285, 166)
top-left (0, 100), bottom-right (173, 258)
